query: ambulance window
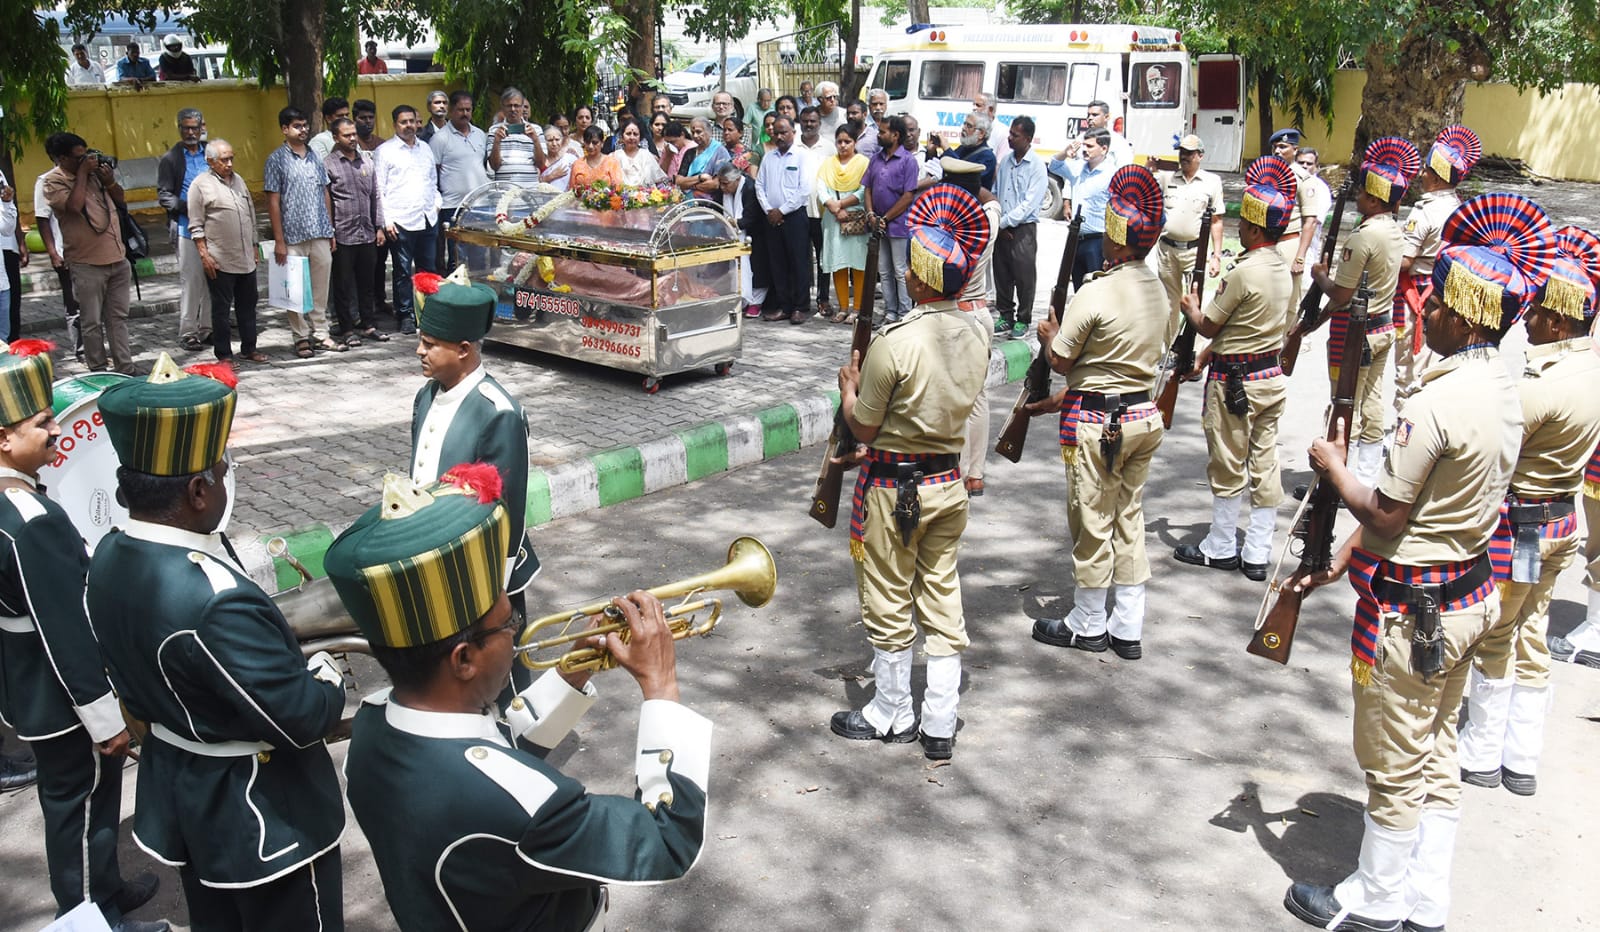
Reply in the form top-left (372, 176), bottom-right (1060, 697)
top-left (1131, 61), bottom-right (1181, 108)
top-left (997, 63), bottom-right (1066, 105)
top-left (875, 60), bottom-right (910, 101)
top-left (919, 61), bottom-right (984, 100)
top-left (1066, 62), bottom-right (1099, 107)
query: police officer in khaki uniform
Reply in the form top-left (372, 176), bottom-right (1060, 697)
top-left (1302, 137), bottom-right (1417, 488)
top-left (830, 186), bottom-right (991, 761)
top-left (1029, 166), bottom-right (1167, 660)
top-left (1280, 193), bottom-right (1553, 932)
top-left (1394, 126), bottom-right (1481, 413)
top-left (1173, 156), bottom-right (1295, 583)
top-left (1553, 436), bottom-right (1600, 666)
top-left (1154, 134), bottom-right (1224, 341)
top-left (942, 158), bottom-right (1000, 498)
top-left (1266, 129), bottom-right (1321, 321)
top-left (1458, 225), bottom-right (1600, 797)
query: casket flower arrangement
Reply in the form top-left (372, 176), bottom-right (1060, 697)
top-left (576, 181), bottom-right (684, 211)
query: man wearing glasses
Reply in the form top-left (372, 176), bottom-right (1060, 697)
top-left (88, 358), bottom-right (348, 929)
top-left (815, 80), bottom-right (844, 137)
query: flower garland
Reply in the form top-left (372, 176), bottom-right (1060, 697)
top-left (495, 190), bottom-right (577, 235)
top-left (575, 181), bottom-right (684, 212)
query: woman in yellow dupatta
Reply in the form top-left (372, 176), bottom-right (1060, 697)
top-left (815, 125), bottom-right (871, 322)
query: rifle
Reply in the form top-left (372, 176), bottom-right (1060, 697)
top-left (1153, 206), bottom-right (1214, 429)
top-left (994, 211), bottom-right (1084, 462)
top-left (807, 234), bottom-right (883, 527)
top-left (1280, 176), bottom-right (1354, 376)
top-left (1247, 273), bottom-right (1371, 664)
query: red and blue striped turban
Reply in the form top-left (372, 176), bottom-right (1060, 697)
top-left (1540, 225), bottom-right (1600, 320)
top-left (907, 184), bottom-right (989, 297)
top-left (1361, 136), bottom-right (1420, 207)
top-left (1240, 155), bottom-right (1297, 232)
top-left (1427, 125), bottom-right (1481, 186)
top-left (1431, 193), bottom-right (1559, 330)
top-left (1105, 165), bottom-right (1164, 251)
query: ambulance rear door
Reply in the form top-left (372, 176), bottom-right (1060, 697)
top-left (1195, 54), bottom-right (1245, 171)
top-left (1124, 48), bottom-right (1187, 161)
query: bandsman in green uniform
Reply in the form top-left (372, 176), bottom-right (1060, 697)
top-left (1394, 126), bottom-right (1480, 413)
top-left (1457, 224), bottom-right (1600, 796)
top-left (1301, 136), bottom-right (1418, 488)
top-left (1030, 165), bottom-right (1167, 660)
top-left (87, 355), bottom-right (348, 931)
top-left (1173, 156), bottom-right (1295, 583)
top-left (411, 272), bottom-right (539, 617)
top-left (830, 185), bottom-right (991, 761)
top-left (1153, 133), bottom-right (1225, 343)
top-left (1280, 194), bottom-right (1555, 932)
top-left (329, 468), bottom-right (710, 931)
top-left (0, 339), bottom-right (167, 931)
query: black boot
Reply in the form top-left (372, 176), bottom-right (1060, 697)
top-left (0, 751), bottom-right (37, 791)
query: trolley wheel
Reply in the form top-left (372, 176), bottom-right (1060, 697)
top-left (642, 376), bottom-right (662, 394)
top-left (714, 361), bottom-right (734, 377)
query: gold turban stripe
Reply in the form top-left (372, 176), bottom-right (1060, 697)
top-left (1364, 171), bottom-right (1393, 203)
top-left (1239, 193), bottom-right (1269, 229)
top-left (1429, 147), bottom-right (1455, 182)
top-left (1104, 209), bottom-right (1129, 247)
top-left (1542, 274), bottom-right (1589, 320)
top-left (1443, 261), bottom-right (1508, 330)
top-left (909, 237), bottom-right (946, 292)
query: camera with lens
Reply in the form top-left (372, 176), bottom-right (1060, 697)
top-left (85, 149), bottom-right (119, 169)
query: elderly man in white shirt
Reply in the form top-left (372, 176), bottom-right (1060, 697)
top-left (755, 117), bottom-right (814, 325)
top-left (376, 103), bottom-right (441, 335)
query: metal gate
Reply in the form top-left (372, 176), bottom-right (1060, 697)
top-left (757, 22), bottom-right (846, 97)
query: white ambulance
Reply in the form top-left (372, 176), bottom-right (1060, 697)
top-left (864, 23), bottom-right (1245, 217)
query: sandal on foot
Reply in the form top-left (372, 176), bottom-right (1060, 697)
top-left (360, 327), bottom-right (391, 342)
top-left (243, 351), bottom-right (270, 363)
top-left (317, 337), bottom-right (347, 353)
top-left (344, 334), bottom-right (363, 348)
top-left (840, 311), bottom-right (858, 325)
top-left (180, 336), bottom-right (205, 352)
top-left (294, 339), bottom-right (314, 359)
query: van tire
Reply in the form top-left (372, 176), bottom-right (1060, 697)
top-left (1043, 177), bottom-right (1065, 221)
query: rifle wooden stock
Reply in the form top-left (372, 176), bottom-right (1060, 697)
top-left (1153, 207), bottom-right (1213, 429)
top-left (1246, 275), bottom-right (1371, 664)
top-left (995, 212), bottom-right (1084, 462)
top-left (808, 235), bottom-right (882, 527)
top-left (1280, 177), bottom-right (1354, 377)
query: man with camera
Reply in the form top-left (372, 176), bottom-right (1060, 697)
top-left (42, 133), bottom-right (137, 374)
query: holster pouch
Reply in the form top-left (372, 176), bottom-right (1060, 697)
top-left (1406, 585), bottom-right (1445, 681)
top-left (1360, 336), bottom-right (1374, 368)
top-left (1511, 523), bottom-right (1542, 584)
top-left (1099, 395), bottom-right (1126, 471)
top-left (893, 463), bottom-right (923, 546)
top-left (1223, 363), bottom-right (1249, 416)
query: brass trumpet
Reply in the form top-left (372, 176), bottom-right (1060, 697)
top-left (516, 536), bottom-right (776, 673)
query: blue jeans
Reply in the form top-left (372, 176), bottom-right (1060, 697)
top-left (389, 222), bottom-right (438, 319)
top-left (877, 236), bottom-right (911, 320)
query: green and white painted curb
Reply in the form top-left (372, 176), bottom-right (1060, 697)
top-left (248, 337), bottom-right (1038, 591)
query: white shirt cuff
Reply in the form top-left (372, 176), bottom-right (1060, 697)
top-left (76, 691), bottom-right (127, 744)
top-left (506, 670), bottom-right (597, 749)
top-left (635, 700), bottom-right (713, 805)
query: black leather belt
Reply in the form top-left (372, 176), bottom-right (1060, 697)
top-left (1371, 556), bottom-right (1491, 606)
top-left (1365, 312), bottom-right (1392, 331)
top-left (1161, 236), bottom-right (1196, 249)
top-left (1507, 495), bottom-right (1576, 525)
top-left (866, 454), bottom-right (959, 479)
top-left (1211, 353), bottom-right (1281, 374)
top-left (1073, 390), bottom-right (1152, 412)
top-left (1080, 232), bottom-right (1104, 240)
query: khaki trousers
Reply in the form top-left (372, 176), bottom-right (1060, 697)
top-left (1201, 376), bottom-right (1286, 508)
top-left (1275, 235), bottom-right (1305, 330)
top-left (284, 238), bottom-right (332, 340)
top-left (959, 303), bottom-right (993, 481)
top-left (1584, 494), bottom-right (1600, 591)
top-left (177, 235), bottom-right (213, 341)
top-left (69, 260), bottom-right (132, 372)
top-left (1330, 329), bottom-right (1395, 444)
top-left (1155, 240), bottom-right (1194, 346)
top-left (1475, 532), bottom-right (1579, 688)
top-left (1352, 592), bottom-right (1499, 830)
top-left (854, 480), bottom-right (971, 657)
top-left (1065, 416), bottom-right (1164, 588)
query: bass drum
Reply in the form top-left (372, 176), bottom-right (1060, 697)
top-left (39, 373), bottom-right (133, 553)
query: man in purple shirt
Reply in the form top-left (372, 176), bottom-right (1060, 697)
top-left (864, 115), bottom-right (918, 322)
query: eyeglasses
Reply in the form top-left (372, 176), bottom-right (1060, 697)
top-left (474, 612), bottom-right (526, 644)
top-left (821, 94), bottom-right (838, 100)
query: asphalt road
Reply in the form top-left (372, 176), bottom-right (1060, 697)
top-left (2, 320), bottom-right (1595, 929)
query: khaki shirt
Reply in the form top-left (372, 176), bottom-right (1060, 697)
top-left (1510, 337), bottom-right (1600, 497)
top-left (187, 171), bottom-right (258, 275)
top-left (1159, 168), bottom-right (1224, 243)
top-left (1401, 189), bottom-right (1461, 277)
top-left (1371, 347), bottom-right (1521, 564)
top-left (1204, 246), bottom-right (1292, 355)
top-left (960, 200), bottom-right (1001, 303)
top-left (855, 300), bottom-right (991, 454)
top-left (1282, 162), bottom-right (1315, 237)
top-left (41, 167), bottom-right (124, 266)
top-left (1053, 261), bottom-right (1167, 394)
top-left (1334, 212), bottom-right (1403, 319)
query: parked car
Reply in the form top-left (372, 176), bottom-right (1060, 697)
top-left (666, 54), bottom-right (758, 120)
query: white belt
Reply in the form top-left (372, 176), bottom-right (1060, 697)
top-left (150, 722), bottom-right (274, 758)
top-left (0, 614), bottom-right (35, 634)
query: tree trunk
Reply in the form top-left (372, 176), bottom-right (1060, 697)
top-left (1353, 30), bottom-right (1489, 170)
top-left (842, 0), bottom-right (863, 100)
top-left (617, 0), bottom-right (659, 81)
top-left (907, 0), bottom-right (931, 23)
top-left (281, 0), bottom-right (328, 130)
top-left (1254, 62), bottom-right (1276, 160)
top-left (719, 38), bottom-right (728, 91)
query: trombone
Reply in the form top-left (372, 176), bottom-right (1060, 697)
top-left (516, 536), bottom-right (776, 673)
